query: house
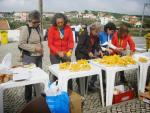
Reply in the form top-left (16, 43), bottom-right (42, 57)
top-left (0, 19), bottom-right (10, 30)
top-left (82, 13), bottom-right (97, 19)
top-left (43, 12), bottom-right (55, 17)
top-left (134, 21), bottom-right (142, 28)
top-left (14, 12), bottom-right (29, 22)
top-left (0, 12), bottom-right (4, 18)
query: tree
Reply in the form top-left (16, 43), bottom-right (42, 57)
top-left (84, 10), bottom-right (89, 14)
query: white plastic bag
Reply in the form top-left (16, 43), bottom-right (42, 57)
top-left (0, 53), bottom-right (12, 74)
top-left (45, 81), bottom-right (61, 96)
top-left (0, 53), bottom-right (12, 68)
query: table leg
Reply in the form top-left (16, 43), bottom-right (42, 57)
top-left (98, 73), bottom-right (104, 107)
top-left (59, 77), bottom-right (68, 92)
top-left (0, 89), bottom-right (4, 113)
top-left (139, 64), bottom-right (149, 93)
top-left (106, 70), bottom-right (116, 106)
top-left (79, 77), bottom-right (85, 96)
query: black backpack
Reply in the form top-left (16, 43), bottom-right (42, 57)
top-left (18, 24), bottom-right (41, 56)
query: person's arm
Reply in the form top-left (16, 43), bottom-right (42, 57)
top-left (95, 37), bottom-right (102, 51)
top-left (95, 38), bottom-right (103, 57)
top-left (108, 40), bottom-right (117, 49)
top-left (18, 26), bottom-right (37, 52)
top-left (77, 35), bottom-right (89, 55)
top-left (48, 27), bottom-right (59, 54)
top-left (127, 35), bottom-right (136, 53)
top-left (68, 27), bottom-right (74, 50)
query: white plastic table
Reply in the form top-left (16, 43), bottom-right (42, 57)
top-left (0, 67), bottom-right (49, 113)
top-left (138, 61), bottom-right (150, 92)
top-left (134, 52), bottom-right (150, 93)
top-left (90, 60), bottom-right (139, 106)
top-left (49, 63), bottom-right (104, 106)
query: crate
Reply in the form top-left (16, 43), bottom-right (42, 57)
top-left (113, 87), bottom-right (134, 104)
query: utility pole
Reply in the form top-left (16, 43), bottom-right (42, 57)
top-left (38, 0), bottom-right (43, 33)
top-left (140, 3), bottom-right (150, 36)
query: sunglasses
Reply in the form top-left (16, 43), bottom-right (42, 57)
top-left (32, 21), bottom-right (40, 24)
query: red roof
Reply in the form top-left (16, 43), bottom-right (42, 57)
top-left (0, 19), bottom-right (10, 30)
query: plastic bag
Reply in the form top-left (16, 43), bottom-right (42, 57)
top-left (45, 81), bottom-right (70, 113)
top-left (1, 53), bottom-right (12, 68)
top-left (0, 53), bottom-right (12, 74)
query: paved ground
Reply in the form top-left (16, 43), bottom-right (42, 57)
top-left (0, 37), bottom-right (150, 113)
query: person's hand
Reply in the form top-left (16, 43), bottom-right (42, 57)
top-left (106, 48), bottom-right (113, 55)
top-left (130, 51), bottom-right (134, 56)
top-left (99, 51), bottom-right (103, 58)
top-left (57, 51), bottom-right (64, 57)
top-left (35, 46), bottom-right (43, 54)
top-left (114, 48), bottom-right (123, 54)
top-left (66, 50), bottom-right (72, 57)
top-left (88, 52), bottom-right (94, 58)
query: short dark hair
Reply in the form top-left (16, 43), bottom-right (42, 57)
top-left (104, 22), bottom-right (116, 32)
top-left (52, 13), bottom-right (68, 26)
top-left (28, 10), bottom-right (41, 21)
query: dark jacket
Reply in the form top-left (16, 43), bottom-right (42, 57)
top-left (75, 32), bottom-right (102, 60)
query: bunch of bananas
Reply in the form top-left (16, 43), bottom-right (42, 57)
top-left (97, 55), bottom-right (136, 66)
top-left (59, 59), bottom-right (91, 71)
top-left (66, 50), bottom-right (72, 57)
top-left (59, 62), bottom-right (71, 70)
top-left (138, 57), bottom-right (148, 63)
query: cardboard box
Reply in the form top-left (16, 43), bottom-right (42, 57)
top-left (113, 85), bottom-right (134, 104)
top-left (139, 92), bottom-right (150, 104)
top-left (69, 90), bottom-right (82, 113)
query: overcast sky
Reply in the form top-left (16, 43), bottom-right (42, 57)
top-left (0, 0), bottom-right (150, 15)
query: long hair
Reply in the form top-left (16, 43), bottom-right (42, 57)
top-left (51, 13), bottom-right (68, 26)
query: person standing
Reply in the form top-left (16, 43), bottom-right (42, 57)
top-left (75, 24), bottom-right (103, 93)
top-left (18, 10), bottom-right (43, 103)
top-left (48, 13), bottom-right (74, 89)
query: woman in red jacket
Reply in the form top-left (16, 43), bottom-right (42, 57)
top-left (112, 24), bottom-right (135, 55)
top-left (48, 13), bottom-right (74, 89)
top-left (112, 24), bottom-right (135, 83)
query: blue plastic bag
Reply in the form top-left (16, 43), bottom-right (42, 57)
top-left (45, 81), bottom-right (70, 113)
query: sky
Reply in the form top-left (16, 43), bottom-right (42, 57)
top-left (0, 0), bottom-right (150, 15)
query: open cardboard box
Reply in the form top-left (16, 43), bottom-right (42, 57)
top-left (139, 91), bottom-right (150, 104)
top-left (69, 90), bottom-right (82, 113)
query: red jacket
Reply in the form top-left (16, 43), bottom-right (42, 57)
top-left (112, 32), bottom-right (135, 52)
top-left (48, 25), bottom-right (74, 55)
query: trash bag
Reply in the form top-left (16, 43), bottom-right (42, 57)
top-left (45, 81), bottom-right (70, 113)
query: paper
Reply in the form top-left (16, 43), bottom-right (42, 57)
top-left (11, 67), bottom-right (32, 81)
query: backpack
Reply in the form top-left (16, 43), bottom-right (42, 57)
top-left (18, 24), bottom-right (41, 56)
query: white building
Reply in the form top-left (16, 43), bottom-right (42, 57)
top-left (14, 12), bottom-right (28, 21)
top-left (134, 21), bottom-right (142, 28)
